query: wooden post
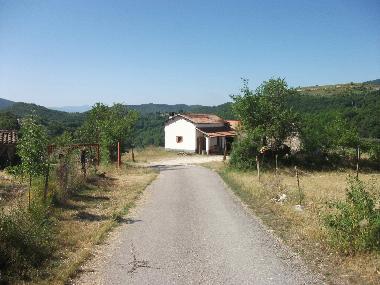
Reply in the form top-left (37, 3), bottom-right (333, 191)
top-left (295, 166), bottom-right (302, 205)
top-left (275, 154), bottom-right (278, 176)
top-left (256, 156), bottom-right (260, 181)
top-left (223, 145), bottom-right (227, 161)
top-left (117, 142), bottom-right (121, 168)
top-left (80, 149), bottom-right (87, 179)
top-left (131, 146), bottom-right (135, 162)
top-left (356, 145), bottom-right (360, 179)
top-left (96, 144), bottom-right (100, 166)
top-left (43, 161), bottom-right (50, 202)
top-left (28, 175), bottom-right (32, 209)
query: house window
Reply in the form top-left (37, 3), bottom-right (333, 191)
top-left (176, 136), bottom-right (183, 143)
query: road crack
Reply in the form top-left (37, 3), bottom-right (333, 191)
top-left (127, 243), bottom-right (160, 274)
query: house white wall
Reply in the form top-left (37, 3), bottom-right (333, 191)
top-left (165, 118), bottom-right (197, 151)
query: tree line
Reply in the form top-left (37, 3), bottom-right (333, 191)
top-left (229, 78), bottom-right (379, 170)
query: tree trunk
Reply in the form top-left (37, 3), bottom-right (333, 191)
top-left (132, 147), bottom-right (135, 162)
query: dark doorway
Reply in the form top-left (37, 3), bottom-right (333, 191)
top-left (226, 137), bottom-right (234, 152)
top-left (197, 136), bottom-right (206, 154)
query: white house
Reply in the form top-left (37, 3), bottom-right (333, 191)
top-left (164, 113), bottom-right (239, 154)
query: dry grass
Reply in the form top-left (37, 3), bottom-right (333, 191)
top-left (28, 163), bottom-right (158, 285)
top-left (0, 170), bottom-right (25, 207)
top-left (204, 162), bottom-right (380, 285)
top-left (124, 146), bottom-right (178, 163)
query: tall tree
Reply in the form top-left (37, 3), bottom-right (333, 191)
top-left (231, 78), bottom-right (299, 149)
top-left (17, 115), bottom-right (48, 207)
top-left (77, 103), bottom-right (139, 162)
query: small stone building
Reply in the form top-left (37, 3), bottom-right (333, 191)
top-left (164, 113), bottom-right (239, 154)
top-left (0, 130), bottom-right (18, 168)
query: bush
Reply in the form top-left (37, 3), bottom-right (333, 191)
top-left (229, 136), bottom-right (259, 169)
top-left (324, 177), bottom-right (380, 254)
top-left (300, 112), bottom-right (359, 155)
top-left (362, 139), bottom-right (380, 163)
top-left (0, 201), bottom-right (55, 281)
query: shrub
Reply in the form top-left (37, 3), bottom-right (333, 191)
top-left (229, 136), bottom-right (259, 170)
top-left (324, 177), bottom-right (380, 254)
top-left (300, 112), bottom-right (359, 155)
top-left (0, 201), bottom-right (55, 281)
top-left (366, 140), bottom-right (380, 163)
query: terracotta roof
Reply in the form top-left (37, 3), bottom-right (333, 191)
top-left (0, 130), bottom-right (18, 144)
top-left (179, 113), bottom-right (225, 124)
top-left (225, 120), bottom-right (240, 130)
top-left (196, 126), bottom-right (237, 137)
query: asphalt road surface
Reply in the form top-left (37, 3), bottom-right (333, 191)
top-left (75, 164), bottom-right (322, 285)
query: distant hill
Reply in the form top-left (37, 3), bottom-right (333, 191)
top-left (0, 77), bottom-right (378, 141)
top-left (128, 103), bottom-right (235, 119)
top-left (51, 105), bottom-right (91, 113)
top-left (1, 102), bottom-right (85, 136)
top-left (0, 100), bottom-right (235, 140)
top-left (296, 80), bottom-right (380, 96)
top-left (0, 98), bottom-right (15, 109)
top-left (47, 102), bottom-right (235, 117)
top-left (364, 79), bottom-right (380, 85)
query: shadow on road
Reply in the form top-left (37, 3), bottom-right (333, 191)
top-left (149, 164), bottom-right (187, 172)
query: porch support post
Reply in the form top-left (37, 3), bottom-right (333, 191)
top-left (206, 136), bottom-right (210, 155)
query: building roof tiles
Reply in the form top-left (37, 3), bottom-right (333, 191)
top-left (0, 130), bottom-right (18, 144)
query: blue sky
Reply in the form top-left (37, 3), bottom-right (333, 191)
top-left (0, 0), bottom-right (379, 107)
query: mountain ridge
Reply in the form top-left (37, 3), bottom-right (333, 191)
top-left (1, 78), bottom-right (379, 113)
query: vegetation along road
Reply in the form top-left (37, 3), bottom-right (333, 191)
top-left (75, 160), bottom-right (322, 284)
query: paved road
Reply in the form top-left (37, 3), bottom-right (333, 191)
top-left (75, 164), bottom-right (322, 285)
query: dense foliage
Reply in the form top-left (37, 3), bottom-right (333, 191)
top-left (232, 78), bottom-right (299, 148)
top-left (229, 78), bottom-right (301, 169)
top-left (287, 90), bottom-right (380, 138)
top-left (300, 112), bottom-right (359, 154)
top-left (134, 113), bottom-right (166, 147)
top-left (325, 177), bottom-right (380, 253)
top-left (229, 135), bottom-right (259, 169)
top-left (76, 103), bottom-right (139, 162)
top-left (0, 112), bottom-right (19, 129)
top-left (0, 201), bottom-right (55, 281)
top-left (229, 78), bottom-right (380, 170)
top-left (16, 115), bottom-right (49, 204)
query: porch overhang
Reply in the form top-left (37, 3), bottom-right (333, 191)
top-left (196, 126), bottom-right (237, 138)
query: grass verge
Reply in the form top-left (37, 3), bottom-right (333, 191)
top-left (124, 146), bottom-right (180, 163)
top-left (1, 164), bottom-right (157, 284)
top-left (204, 161), bottom-right (380, 285)
top-left (46, 164), bottom-right (157, 285)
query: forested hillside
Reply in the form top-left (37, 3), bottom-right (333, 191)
top-left (0, 100), bottom-right (235, 146)
top-left (288, 90), bottom-right (380, 138)
top-left (0, 82), bottom-right (379, 147)
top-left (0, 98), bottom-right (15, 109)
top-left (1, 102), bottom-right (85, 136)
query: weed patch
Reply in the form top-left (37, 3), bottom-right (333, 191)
top-left (0, 201), bottom-right (55, 282)
top-left (325, 177), bottom-right (380, 254)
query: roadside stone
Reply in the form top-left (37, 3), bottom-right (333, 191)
top-left (294, 204), bottom-right (304, 212)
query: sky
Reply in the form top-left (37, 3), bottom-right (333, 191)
top-left (0, 0), bottom-right (379, 107)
